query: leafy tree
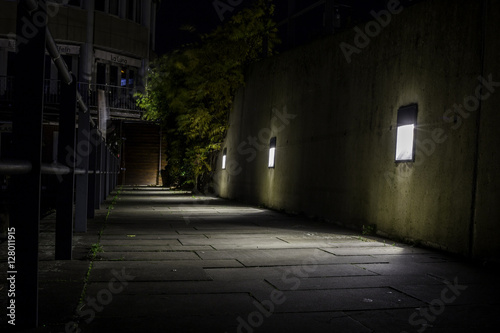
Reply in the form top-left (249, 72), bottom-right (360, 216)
top-left (137, 0), bottom-right (279, 190)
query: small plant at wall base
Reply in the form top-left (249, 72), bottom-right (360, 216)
top-left (362, 224), bottom-right (377, 236)
top-left (136, 0), bottom-right (279, 191)
top-left (88, 243), bottom-right (104, 260)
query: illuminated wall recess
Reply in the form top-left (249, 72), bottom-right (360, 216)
top-left (395, 104), bottom-right (418, 162)
top-left (222, 148), bottom-right (227, 170)
top-left (268, 137), bottom-right (276, 168)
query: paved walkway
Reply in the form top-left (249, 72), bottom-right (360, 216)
top-left (2, 186), bottom-right (500, 332)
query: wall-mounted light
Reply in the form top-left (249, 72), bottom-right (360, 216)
top-left (268, 137), bottom-right (276, 168)
top-left (222, 148), bottom-right (227, 170)
top-left (395, 104), bottom-right (418, 162)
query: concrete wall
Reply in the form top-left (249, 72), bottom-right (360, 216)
top-left (215, 0), bottom-right (500, 259)
top-left (473, 0), bottom-right (500, 259)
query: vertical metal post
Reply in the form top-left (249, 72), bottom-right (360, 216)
top-left (113, 156), bottom-right (117, 189)
top-left (75, 107), bottom-right (90, 232)
top-left (55, 74), bottom-right (77, 260)
top-left (105, 148), bottom-right (110, 197)
top-left (87, 124), bottom-right (97, 217)
top-left (95, 137), bottom-right (102, 208)
top-left (100, 140), bottom-right (106, 202)
top-left (10, 1), bottom-right (46, 328)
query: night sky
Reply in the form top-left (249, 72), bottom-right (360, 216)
top-left (154, 0), bottom-right (417, 55)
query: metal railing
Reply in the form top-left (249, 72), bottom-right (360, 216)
top-left (1, 75), bottom-right (144, 115)
top-left (79, 83), bottom-right (143, 112)
top-left (0, 76), bottom-right (14, 103)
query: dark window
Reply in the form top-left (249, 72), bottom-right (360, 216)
top-left (95, 0), bottom-right (105, 11)
top-left (44, 55), bottom-right (52, 79)
top-left (62, 55), bottom-right (72, 73)
top-left (127, 0), bottom-right (134, 20)
top-left (1, 133), bottom-right (14, 159)
top-left (109, 0), bottom-right (119, 15)
top-left (128, 69), bottom-right (135, 88)
top-left (7, 52), bottom-right (16, 76)
top-left (110, 65), bottom-right (118, 86)
top-left (96, 63), bottom-right (106, 85)
top-left (68, 0), bottom-right (81, 7)
top-left (135, 0), bottom-right (142, 24)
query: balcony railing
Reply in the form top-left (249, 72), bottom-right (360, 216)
top-left (78, 83), bottom-right (143, 112)
top-left (1, 76), bottom-right (144, 118)
top-left (0, 76), bottom-right (14, 103)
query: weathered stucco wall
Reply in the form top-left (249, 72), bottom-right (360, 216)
top-left (473, 0), bottom-right (500, 259)
top-left (215, 0), bottom-right (499, 259)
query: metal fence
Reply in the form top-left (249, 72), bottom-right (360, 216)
top-left (1, 75), bottom-right (144, 115)
top-left (0, 76), bottom-right (14, 103)
top-left (0, 1), bottom-right (121, 329)
top-left (79, 82), bottom-right (143, 112)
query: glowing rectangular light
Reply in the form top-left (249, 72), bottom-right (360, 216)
top-left (268, 137), bottom-right (276, 168)
top-left (395, 104), bottom-right (418, 162)
top-left (268, 147), bottom-right (276, 168)
top-left (395, 124), bottom-right (414, 161)
top-left (222, 148), bottom-right (227, 170)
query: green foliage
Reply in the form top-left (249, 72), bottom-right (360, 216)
top-left (362, 224), bottom-right (377, 236)
top-left (137, 0), bottom-right (279, 189)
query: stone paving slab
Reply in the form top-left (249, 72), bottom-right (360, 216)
top-left (37, 281), bottom-right (83, 325)
top-left (89, 261), bottom-right (211, 282)
top-left (349, 305), bottom-right (500, 333)
top-left (90, 259), bottom-right (245, 282)
top-left (99, 245), bottom-right (214, 252)
top-left (266, 274), bottom-right (443, 291)
top-left (102, 226), bottom-right (190, 234)
top-left (392, 283), bottom-right (500, 306)
top-left (99, 239), bottom-right (183, 246)
top-left (37, 260), bottom-right (90, 282)
top-left (81, 293), bottom-right (258, 317)
top-left (371, 253), bottom-right (460, 263)
top-left (79, 311), bottom-right (375, 333)
top-left (322, 246), bottom-right (434, 256)
top-left (175, 228), bottom-right (296, 235)
top-left (205, 263), bottom-right (376, 282)
top-left (268, 288), bottom-right (425, 312)
top-left (98, 234), bottom-right (200, 240)
top-left (178, 237), bottom-right (289, 249)
top-left (97, 251), bottom-right (201, 261)
top-left (84, 280), bottom-right (276, 296)
top-left (283, 240), bottom-right (389, 247)
top-left (196, 248), bottom-right (386, 266)
top-left (356, 262), bottom-right (498, 283)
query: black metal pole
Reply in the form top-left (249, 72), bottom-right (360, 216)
top-left (55, 74), bottom-right (77, 260)
top-left (105, 148), bottom-right (110, 197)
top-left (10, 0), bottom-right (46, 328)
top-left (75, 107), bottom-right (90, 233)
top-left (95, 137), bottom-right (102, 208)
top-left (87, 124), bottom-right (97, 217)
top-left (100, 140), bottom-right (106, 202)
